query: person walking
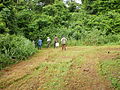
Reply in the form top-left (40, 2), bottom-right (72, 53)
top-left (38, 38), bottom-right (42, 49)
top-left (47, 37), bottom-right (51, 48)
top-left (54, 35), bottom-right (58, 48)
top-left (61, 36), bottom-right (67, 50)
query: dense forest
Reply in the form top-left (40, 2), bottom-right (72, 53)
top-left (0, 0), bottom-right (120, 69)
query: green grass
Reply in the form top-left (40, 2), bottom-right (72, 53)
top-left (99, 58), bottom-right (120, 90)
top-left (37, 50), bottom-right (83, 89)
top-left (40, 61), bottom-right (72, 90)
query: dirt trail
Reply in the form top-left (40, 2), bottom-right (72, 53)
top-left (0, 46), bottom-right (119, 90)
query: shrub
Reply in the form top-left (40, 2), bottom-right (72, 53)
top-left (0, 34), bottom-right (37, 69)
top-left (0, 54), bottom-right (12, 70)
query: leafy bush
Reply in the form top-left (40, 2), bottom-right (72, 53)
top-left (0, 54), bottom-right (16, 70)
top-left (87, 0), bottom-right (120, 14)
top-left (0, 7), bottom-right (17, 34)
top-left (0, 34), bottom-right (37, 69)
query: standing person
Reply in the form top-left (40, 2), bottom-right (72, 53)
top-left (54, 35), bottom-right (58, 48)
top-left (38, 38), bottom-right (42, 49)
top-left (47, 37), bottom-right (51, 48)
top-left (32, 40), bottom-right (35, 46)
top-left (32, 40), bottom-right (35, 45)
top-left (61, 36), bottom-right (67, 50)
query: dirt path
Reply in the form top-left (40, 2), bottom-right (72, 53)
top-left (0, 46), bottom-right (119, 90)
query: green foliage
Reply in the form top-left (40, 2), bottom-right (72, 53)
top-left (0, 7), bottom-right (18, 34)
top-left (0, 13), bottom-right (7, 33)
top-left (42, 2), bottom-right (70, 24)
top-left (39, 0), bottom-right (55, 5)
top-left (83, 0), bottom-right (120, 14)
top-left (67, 7), bottom-right (120, 45)
top-left (68, 1), bottom-right (81, 12)
top-left (0, 3), bottom-right (5, 11)
top-left (0, 34), bottom-right (37, 69)
top-left (16, 9), bottom-right (34, 36)
top-left (0, 0), bottom-right (120, 47)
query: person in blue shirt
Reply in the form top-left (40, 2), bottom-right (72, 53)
top-left (38, 38), bottom-right (42, 49)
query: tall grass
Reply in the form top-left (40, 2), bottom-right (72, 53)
top-left (0, 34), bottom-right (37, 70)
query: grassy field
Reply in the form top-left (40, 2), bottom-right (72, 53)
top-left (100, 55), bottom-right (120, 90)
top-left (0, 46), bottom-right (120, 90)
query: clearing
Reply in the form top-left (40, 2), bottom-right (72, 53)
top-left (0, 46), bottom-right (120, 90)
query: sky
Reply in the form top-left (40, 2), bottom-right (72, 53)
top-left (75, 0), bottom-right (82, 4)
top-left (63, 0), bottom-right (82, 4)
